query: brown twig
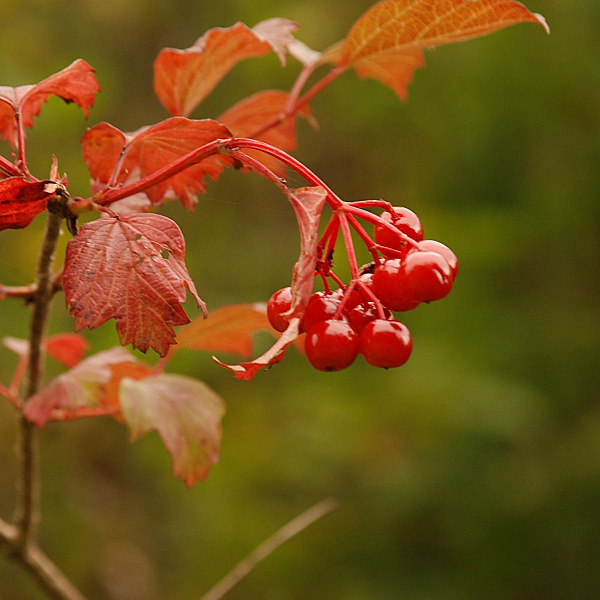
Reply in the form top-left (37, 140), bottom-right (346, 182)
top-left (5, 211), bottom-right (89, 600)
top-left (0, 517), bottom-right (87, 600)
top-left (199, 498), bottom-right (337, 600)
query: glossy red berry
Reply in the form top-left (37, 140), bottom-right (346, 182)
top-left (415, 240), bottom-right (459, 280)
top-left (305, 319), bottom-right (359, 372)
top-left (372, 259), bottom-right (421, 312)
top-left (302, 292), bottom-right (344, 333)
top-left (374, 206), bottom-right (424, 252)
top-left (403, 251), bottom-right (453, 302)
top-left (359, 319), bottom-right (412, 368)
top-left (347, 302), bottom-right (392, 334)
top-left (267, 287), bottom-right (293, 332)
top-left (343, 274), bottom-right (374, 311)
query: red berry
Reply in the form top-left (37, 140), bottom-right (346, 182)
top-left (372, 259), bottom-right (421, 312)
top-left (305, 319), bottom-right (359, 372)
top-left (267, 287), bottom-right (293, 332)
top-left (343, 274), bottom-right (374, 311)
top-left (302, 292), bottom-right (344, 333)
top-left (347, 302), bottom-right (392, 334)
top-left (359, 319), bottom-right (412, 368)
top-left (374, 206), bottom-right (424, 252)
top-left (403, 251), bottom-right (453, 302)
top-left (415, 240), bottom-right (459, 280)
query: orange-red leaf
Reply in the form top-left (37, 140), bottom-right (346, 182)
top-left (0, 59), bottom-right (100, 148)
top-left (219, 90), bottom-right (314, 177)
top-left (217, 187), bottom-right (327, 379)
top-left (82, 118), bottom-right (232, 209)
top-left (120, 373), bottom-right (225, 486)
top-left (154, 19), bottom-right (300, 117)
top-left (102, 361), bottom-right (154, 418)
top-left (0, 177), bottom-right (58, 231)
top-left (323, 0), bottom-right (548, 99)
top-left (45, 333), bottom-right (90, 368)
top-left (23, 348), bottom-right (137, 426)
top-left (177, 303), bottom-right (273, 359)
top-left (63, 213), bottom-right (205, 356)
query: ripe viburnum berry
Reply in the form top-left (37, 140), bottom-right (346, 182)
top-left (302, 292), bottom-right (344, 333)
top-left (414, 240), bottom-right (459, 280)
top-left (372, 259), bottom-right (421, 312)
top-left (304, 319), bottom-right (359, 372)
top-left (403, 251), bottom-right (453, 302)
top-left (267, 286), bottom-right (293, 332)
top-left (359, 319), bottom-right (412, 368)
top-left (374, 206), bottom-right (424, 253)
top-left (347, 302), bottom-right (392, 334)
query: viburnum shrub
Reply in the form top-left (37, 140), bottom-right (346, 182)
top-left (0, 1), bottom-right (547, 598)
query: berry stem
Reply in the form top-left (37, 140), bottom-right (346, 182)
top-left (343, 204), bottom-right (420, 249)
top-left (224, 138), bottom-right (344, 209)
top-left (337, 212), bottom-right (360, 281)
top-left (344, 213), bottom-right (380, 263)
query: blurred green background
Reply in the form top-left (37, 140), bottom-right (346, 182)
top-left (1, 0), bottom-right (599, 598)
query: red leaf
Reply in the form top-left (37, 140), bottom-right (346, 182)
top-left (81, 122), bottom-right (126, 183)
top-left (0, 177), bottom-right (58, 231)
top-left (23, 347), bottom-right (137, 426)
top-left (219, 90), bottom-right (314, 177)
top-left (154, 19), bottom-right (300, 117)
top-left (119, 373), bottom-right (225, 486)
top-left (176, 303), bottom-right (273, 359)
top-left (323, 0), bottom-right (548, 99)
top-left (82, 118), bottom-right (232, 209)
top-left (217, 187), bottom-right (327, 379)
top-left (63, 213), bottom-right (205, 356)
top-left (0, 59), bottom-right (100, 148)
top-left (45, 333), bottom-right (90, 368)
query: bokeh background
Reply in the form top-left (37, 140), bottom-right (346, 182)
top-left (1, 1), bottom-right (599, 598)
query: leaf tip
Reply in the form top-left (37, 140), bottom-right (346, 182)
top-left (533, 13), bottom-right (550, 35)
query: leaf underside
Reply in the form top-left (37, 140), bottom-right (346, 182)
top-left (323, 0), bottom-right (548, 99)
top-left (120, 373), bottom-right (225, 486)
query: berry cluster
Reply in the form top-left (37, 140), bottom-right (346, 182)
top-left (267, 205), bottom-right (458, 372)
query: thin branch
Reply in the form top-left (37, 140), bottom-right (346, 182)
top-left (199, 498), bottom-right (337, 600)
top-left (0, 283), bottom-right (37, 301)
top-left (0, 517), bottom-right (87, 600)
top-left (14, 212), bottom-right (62, 549)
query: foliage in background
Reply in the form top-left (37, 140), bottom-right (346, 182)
top-left (1, 0), bottom-right (599, 599)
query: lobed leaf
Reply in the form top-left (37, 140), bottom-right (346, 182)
top-left (23, 347), bottom-right (137, 426)
top-left (82, 117), bottom-right (232, 209)
top-left (219, 90), bottom-right (314, 177)
top-left (0, 177), bottom-right (58, 231)
top-left (0, 59), bottom-right (100, 148)
top-left (154, 19), bottom-right (300, 117)
top-left (120, 373), bottom-right (225, 486)
top-left (63, 213), bottom-right (205, 356)
top-left (323, 0), bottom-right (548, 99)
top-left (176, 303), bottom-right (273, 359)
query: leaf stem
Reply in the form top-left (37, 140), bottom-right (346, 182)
top-left (0, 153), bottom-right (20, 177)
top-left (199, 498), bottom-right (337, 600)
top-left (15, 110), bottom-right (29, 175)
top-left (294, 65), bottom-right (346, 113)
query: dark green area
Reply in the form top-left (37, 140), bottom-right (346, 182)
top-left (1, 0), bottom-right (599, 598)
